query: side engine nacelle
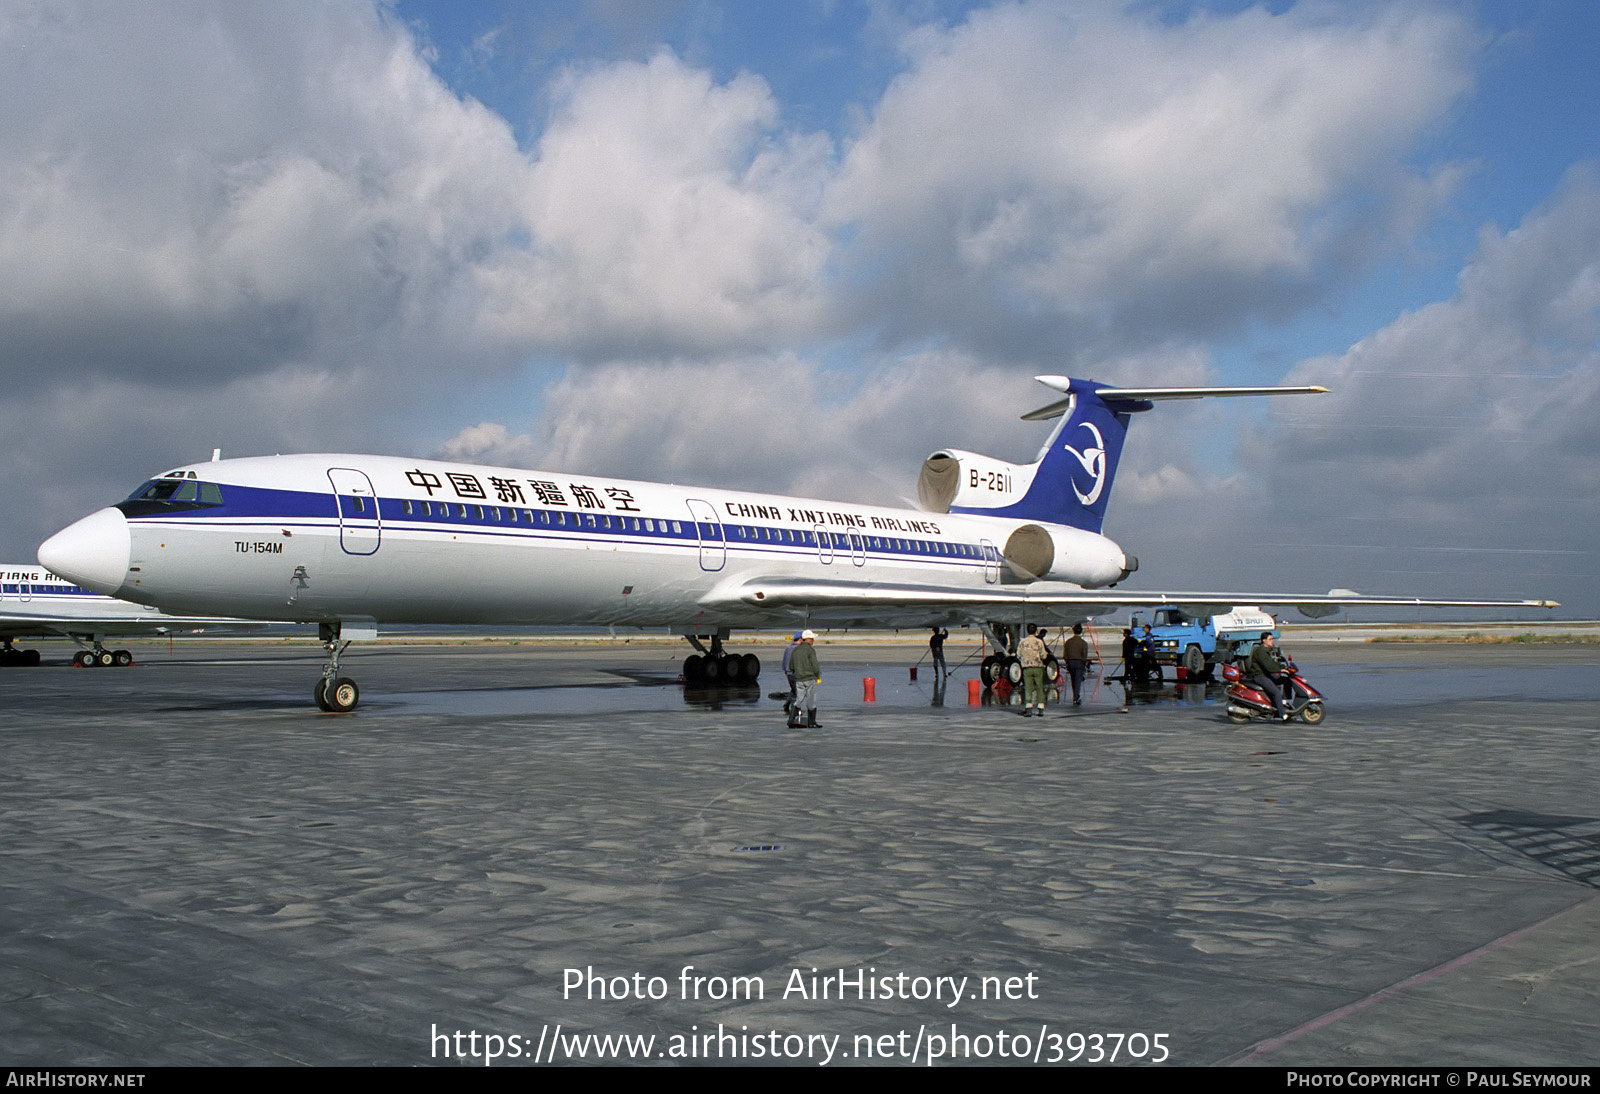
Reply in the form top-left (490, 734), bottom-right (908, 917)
top-left (918, 449), bottom-right (1039, 514)
top-left (1000, 522), bottom-right (1137, 588)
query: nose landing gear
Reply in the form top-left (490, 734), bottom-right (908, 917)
top-left (315, 674), bottom-right (360, 712)
top-left (313, 622), bottom-right (360, 712)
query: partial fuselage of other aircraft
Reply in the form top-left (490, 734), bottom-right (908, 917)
top-left (38, 377), bottom-right (1555, 710)
top-left (0, 564), bottom-right (259, 667)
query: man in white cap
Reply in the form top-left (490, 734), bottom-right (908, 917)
top-left (789, 630), bottom-right (822, 727)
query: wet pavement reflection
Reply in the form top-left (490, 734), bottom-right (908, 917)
top-left (378, 656), bottom-right (1598, 717)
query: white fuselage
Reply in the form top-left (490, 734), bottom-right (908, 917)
top-left (41, 454), bottom-right (1133, 631)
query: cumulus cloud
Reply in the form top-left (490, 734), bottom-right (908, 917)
top-left (1115, 166), bottom-right (1600, 603)
top-left (0, 364), bottom-right (384, 557)
top-left (1, 0), bottom-right (1485, 392)
top-left (0, 3), bottom-right (837, 397)
top-left (435, 421), bottom-right (541, 467)
top-left (441, 349), bottom-right (1048, 505)
top-left (434, 339), bottom-right (1243, 536)
top-left (1266, 166), bottom-right (1600, 509)
top-left (825, 2), bottom-right (1479, 356)
top-left (473, 53), bottom-right (834, 357)
top-left (0, 2), bottom-right (837, 560)
top-left (0, 1), bottom-right (527, 387)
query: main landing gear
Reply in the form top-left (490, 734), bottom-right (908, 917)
top-left (680, 631), bottom-right (761, 685)
top-left (69, 639), bottom-right (134, 668)
top-left (976, 623), bottom-right (1060, 689)
top-left (1, 639), bottom-right (43, 666)
top-left (314, 621), bottom-right (360, 713)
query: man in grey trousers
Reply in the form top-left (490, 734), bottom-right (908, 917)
top-left (789, 629), bottom-right (822, 728)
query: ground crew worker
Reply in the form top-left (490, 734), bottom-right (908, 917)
top-left (789, 630), bottom-right (822, 728)
top-left (929, 627), bottom-right (948, 677)
top-left (1063, 622), bottom-right (1090, 706)
top-left (1120, 628), bottom-right (1139, 682)
top-left (1137, 625), bottom-right (1159, 683)
top-left (781, 631), bottom-right (802, 720)
top-left (1018, 624), bottom-right (1049, 716)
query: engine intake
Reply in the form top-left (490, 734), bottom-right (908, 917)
top-left (1001, 523), bottom-right (1136, 587)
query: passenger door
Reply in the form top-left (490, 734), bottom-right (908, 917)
top-left (685, 499), bottom-right (725, 572)
top-left (980, 539), bottom-right (1001, 584)
top-left (327, 468), bottom-right (381, 556)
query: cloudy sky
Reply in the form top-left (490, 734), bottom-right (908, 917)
top-left (3, 1), bottom-right (1595, 615)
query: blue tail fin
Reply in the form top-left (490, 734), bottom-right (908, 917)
top-left (936, 376), bottom-right (1328, 533)
top-left (1029, 384), bottom-right (1135, 533)
top-left (945, 379), bottom-right (1135, 534)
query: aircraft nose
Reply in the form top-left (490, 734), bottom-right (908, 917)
top-left (39, 507), bottom-right (132, 595)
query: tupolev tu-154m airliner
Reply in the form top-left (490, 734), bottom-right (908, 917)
top-left (38, 376), bottom-right (1556, 712)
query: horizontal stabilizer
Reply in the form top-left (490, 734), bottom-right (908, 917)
top-left (953, 375), bottom-right (1332, 533)
top-left (1024, 378), bottom-right (1330, 421)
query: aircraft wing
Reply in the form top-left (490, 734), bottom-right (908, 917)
top-left (0, 614), bottom-right (274, 642)
top-left (705, 577), bottom-right (1558, 628)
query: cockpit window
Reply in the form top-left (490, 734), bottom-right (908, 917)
top-left (130, 479), bottom-right (184, 502)
top-left (119, 479), bottom-right (226, 515)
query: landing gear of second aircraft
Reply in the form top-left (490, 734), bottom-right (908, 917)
top-left (1, 640), bottom-right (43, 666)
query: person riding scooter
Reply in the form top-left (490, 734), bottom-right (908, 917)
top-left (1247, 631), bottom-right (1291, 722)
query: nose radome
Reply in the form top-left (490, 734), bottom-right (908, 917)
top-left (38, 507), bottom-right (132, 595)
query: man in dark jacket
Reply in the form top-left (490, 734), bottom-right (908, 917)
top-left (1063, 623), bottom-right (1090, 706)
top-left (1248, 631), bottom-right (1289, 721)
top-left (781, 632), bottom-right (802, 720)
top-left (789, 630), bottom-right (822, 727)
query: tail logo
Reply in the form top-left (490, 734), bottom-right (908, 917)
top-left (1063, 422), bottom-right (1106, 506)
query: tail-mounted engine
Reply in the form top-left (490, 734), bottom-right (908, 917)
top-left (1000, 522), bottom-right (1137, 587)
top-left (920, 449), bottom-right (1135, 587)
top-left (918, 450), bottom-right (1037, 514)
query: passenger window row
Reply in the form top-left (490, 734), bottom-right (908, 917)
top-left (383, 498), bottom-right (983, 561)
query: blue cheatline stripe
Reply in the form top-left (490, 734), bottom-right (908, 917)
top-left (130, 483), bottom-right (994, 572)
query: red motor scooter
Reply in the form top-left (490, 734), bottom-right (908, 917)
top-left (1221, 657), bottom-right (1325, 724)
